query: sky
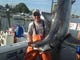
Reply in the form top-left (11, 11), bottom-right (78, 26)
top-left (0, 0), bottom-right (80, 15)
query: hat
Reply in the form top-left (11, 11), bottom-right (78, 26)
top-left (32, 9), bottom-right (40, 14)
top-left (32, 9), bottom-right (40, 16)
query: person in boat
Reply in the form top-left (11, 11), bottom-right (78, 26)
top-left (24, 9), bottom-right (52, 60)
top-left (14, 25), bottom-right (25, 43)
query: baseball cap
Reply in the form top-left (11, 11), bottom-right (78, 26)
top-left (32, 9), bottom-right (40, 16)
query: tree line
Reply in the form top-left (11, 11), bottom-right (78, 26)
top-left (0, 3), bottom-right (31, 14)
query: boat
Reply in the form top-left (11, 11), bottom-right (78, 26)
top-left (0, 0), bottom-right (79, 60)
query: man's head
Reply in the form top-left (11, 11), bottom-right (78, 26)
top-left (32, 9), bottom-right (41, 22)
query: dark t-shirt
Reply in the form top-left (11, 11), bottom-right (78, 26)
top-left (15, 25), bottom-right (24, 37)
top-left (76, 46), bottom-right (80, 54)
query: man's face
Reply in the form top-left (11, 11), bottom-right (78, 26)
top-left (33, 12), bottom-right (40, 22)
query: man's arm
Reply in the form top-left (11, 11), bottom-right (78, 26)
top-left (27, 22), bottom-right (33, 44)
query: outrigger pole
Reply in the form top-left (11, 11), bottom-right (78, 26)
top-left (51, 0), bottom-right (54, 13)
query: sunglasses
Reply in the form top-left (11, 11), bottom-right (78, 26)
top-left (33, 12), bottom-right (40, 16)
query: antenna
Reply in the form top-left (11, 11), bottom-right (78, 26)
top-left (51, 0), bottom-right (54, 13)
top-left (51, 0), bottom-right (57, 13)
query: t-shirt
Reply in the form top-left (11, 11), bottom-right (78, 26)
top-left (27, 19), bottom-right (47, 36)
top-left (15, 25), bottom-right (24, 37)
top-left (76, 46), bottom-right (80, 54)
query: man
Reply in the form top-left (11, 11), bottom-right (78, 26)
top-left (24, 9), bottom-right (51, 60)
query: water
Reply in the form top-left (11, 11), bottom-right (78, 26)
top-left (70, 18), bottom-right (80, 23)
top-left (0, 17), bottom-right (80, 38)
top-left (0, 17), bottom-right (31, 32)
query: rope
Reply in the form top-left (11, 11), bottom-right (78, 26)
top-left (63, 41), bottom-right (79, 49)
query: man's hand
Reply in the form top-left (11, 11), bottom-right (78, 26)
top-left (28, 42), bottom-right (33, 46)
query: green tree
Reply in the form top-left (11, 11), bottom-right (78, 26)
top-left (5, 4), bottom-right (13, 12)
top-left (14, 3), bottom-right (30, 13)
top-left (5, 4), bottom-right (10, 8)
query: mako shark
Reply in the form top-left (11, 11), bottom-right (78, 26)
top-left (32, 0), bottom-right (76, 51)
